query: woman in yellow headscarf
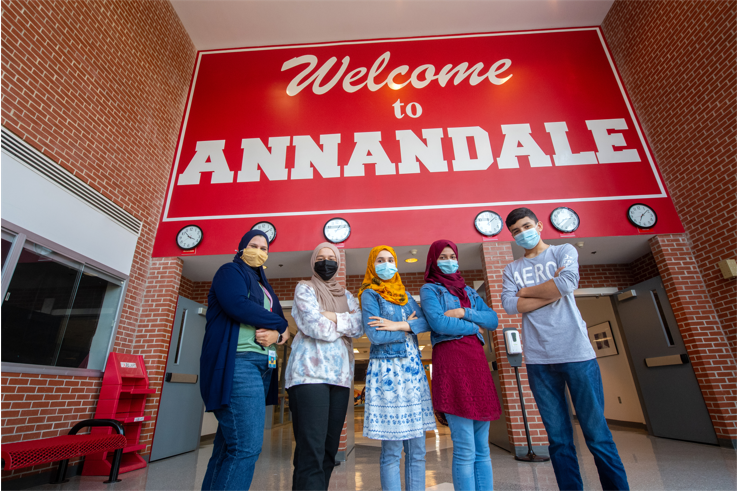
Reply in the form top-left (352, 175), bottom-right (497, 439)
top-left (359, 246), bottom-right (436, 491)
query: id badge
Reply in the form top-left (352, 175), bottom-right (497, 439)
top-left (268, 349), bottom-right (277, 369)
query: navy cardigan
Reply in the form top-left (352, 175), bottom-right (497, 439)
top-left (199, 260), bottom-right (288, 412)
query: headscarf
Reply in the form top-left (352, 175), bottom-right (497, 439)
top-left (357, 245), bottom-right (409, 308)
top-left (424, 239), bottom-right (471, 308)
top-left (232, 230), bottom-right (280, 311)
top-left (299, 242), bottom-right (350, 313)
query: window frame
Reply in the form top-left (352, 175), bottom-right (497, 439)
top-left (1, 219), bottom-right (129, 377)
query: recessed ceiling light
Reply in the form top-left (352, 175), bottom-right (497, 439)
top-left (353, 349), bottom-right (359, 353)
top-left (405, 258), bottom-right (418, 263)
top-left (419, 346), bottom-right (425, 350)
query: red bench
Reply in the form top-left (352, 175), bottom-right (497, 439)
top-left (1, 419), bottom-right (127, 484)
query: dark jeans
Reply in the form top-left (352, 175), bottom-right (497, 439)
top-left (527, 359), bottom-right (629, 491)
top-left (202, 352), bottom-right (272, 491)
top-left (288, 383), bottom-right (350, 491)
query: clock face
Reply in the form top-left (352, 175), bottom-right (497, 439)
top-left (251, 221), bottom-right (276, 243)
top-left (627, 204), bottom-right (657, 229)
top-left (550, 207), bottom-right (580, 233)
top-left (474, 210), bottom-right (503, 236)
top-left (324, 218), bottom-right (351, 243)
top-left (176, 225), bottom-right (203, 250)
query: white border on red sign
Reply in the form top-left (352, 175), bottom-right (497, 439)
top-left (162, 27), bottom-right (666, 222)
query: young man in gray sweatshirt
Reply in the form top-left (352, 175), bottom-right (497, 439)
top-left (501, 207), bottom-right (629, 491)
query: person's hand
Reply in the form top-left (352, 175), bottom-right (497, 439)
top-left (321, 311), bottom-right (337, 323)
top-left (369, 316), bottom-right (411, 332)
top-left (278, 329), bottom-right (290, 345)
top-left (407, 311), bottom-right (418, 321)
top-left (554, 266), bottom-right (565, 277)
top-left (255, 329), bottom-right (280, 346)
top-left (443, 308), bottom-right (465, 318)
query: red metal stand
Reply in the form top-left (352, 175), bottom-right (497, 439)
top-left (82, 353), bottom-right (156, 476)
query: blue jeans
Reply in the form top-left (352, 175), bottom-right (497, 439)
top-left (202, 352), bottom-right (272, 491)
top-left (445, 414), bottom-right (493, 491)
top-left (527, 359), bottom-right (629, 491)
top-left (379, 436), bottom-right (426, 491)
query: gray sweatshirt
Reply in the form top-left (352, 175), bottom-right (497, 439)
top-left (501, 243), bottom-right (595, 364)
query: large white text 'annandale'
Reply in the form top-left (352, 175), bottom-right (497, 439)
top-left (281, 51), bottom-right (513, 96)
top-left (176, 119), bottom-right (641, 185)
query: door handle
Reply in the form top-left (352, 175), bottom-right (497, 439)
top-left (644, 353), bottom-right (689, 368)
top-left (165, 372), bottom-right (198, 383)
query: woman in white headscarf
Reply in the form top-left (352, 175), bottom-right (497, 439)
top-left (284, 242), bottom-right (364, 491)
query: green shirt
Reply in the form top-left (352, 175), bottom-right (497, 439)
top-left (237, 284), bottom-right (277, 354)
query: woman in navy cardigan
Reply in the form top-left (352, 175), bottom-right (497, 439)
top-left (200, 230), bottom-right (289, 491)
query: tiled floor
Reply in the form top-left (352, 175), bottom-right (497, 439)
top-left (25, 417), bottom-right (736, 491)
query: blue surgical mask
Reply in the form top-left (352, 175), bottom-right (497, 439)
top-left (375, 262), bottom-right (398, 280)
top-left (437, 259), bottom-right (459, 274)
top-left (514, 227), bottom-right (541, 250)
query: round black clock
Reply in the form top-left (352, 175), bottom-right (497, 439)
top-left (323, 218), bottom-right (351, 243)
top-left (627, 204), bottom-right (657, 229)
top-left (474, 210), bottom-right (503, 237)
top-left (176, 224), bottom-right (203, 250)
top-left (550, 207), bottom-right (580, 233)
top-left (251, 221), bottom-right (276, 243)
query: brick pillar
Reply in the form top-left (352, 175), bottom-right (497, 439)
top-left (133, 257), bottom-right (184, 455)
top-left (480, 242), bottom-right (549, 452)
top-left (335, 248), bottom-right (350, 455)
top-left (649, 234), bottom-right (737, 448)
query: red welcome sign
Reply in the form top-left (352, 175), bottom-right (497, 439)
top-left (153, 27), bottom-right (683, 256)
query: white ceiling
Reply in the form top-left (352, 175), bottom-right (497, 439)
top-left (171, 0), bottom-right (614, 51)
top-left (181, 235), bottom-right (652, 281)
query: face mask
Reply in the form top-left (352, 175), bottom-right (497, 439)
top-left (241, 247), bottom-right (268, 267)
top-left (514, 227), bottom-right (541, 250)
top-left (314, 260), bottom-right (338, 281)
top-left (437, 259), bottom-right (459, 274)
top-left (375, 262), bottom-right (398, 280)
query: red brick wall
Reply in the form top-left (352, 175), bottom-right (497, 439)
top-left (649, 234), bottom-right (737, 444)
top-left (602, 0), bottom-right (737, 355)
top-left (179, 276), bottom-right (195, 301)
top-left (1, 0), bottom-right (195, 479)
top-left (135, 258), bottom-right (184, 454)
top-left (579, 264), bottom-right (634, 291)
top-left (1, 375), bottom-right (102, 480)
top-left (481, 242), bottom-right (548, 448)
top-left (631, 252), bottom-right (659, 285)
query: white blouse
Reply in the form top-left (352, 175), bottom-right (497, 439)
top-left (285, 283), bottom-right (364, 389)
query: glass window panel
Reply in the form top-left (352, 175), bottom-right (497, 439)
top-left (1, 240), bottom-right (124, 370)
top-left (1, 230), bottom-right (17, 273)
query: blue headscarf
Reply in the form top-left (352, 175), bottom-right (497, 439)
top-left (234, 230), bottom-right (277, 307)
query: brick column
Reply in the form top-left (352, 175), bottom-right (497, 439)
top-left (649, 234), bottom-right (737, 448)
top-left (334, 249), bottom-right (351, 456)
top-left (480, 242), bottom-right (549, 452)
top-left (133, 257), bottom-right (184, 455)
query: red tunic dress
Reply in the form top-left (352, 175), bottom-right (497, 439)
top-left (431, 335), bottom-right (501, 421)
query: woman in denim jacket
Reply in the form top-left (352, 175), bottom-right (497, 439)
top-left (359, 246), bottom-right (436, 491)
top-left (420, 239), bottom-right (500, 491)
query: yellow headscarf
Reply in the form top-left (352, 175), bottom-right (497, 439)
top-left (357, 245), bottom-right (409, 308)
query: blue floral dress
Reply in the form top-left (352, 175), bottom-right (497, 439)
top-left (363, 333), bottom-right (436, 440)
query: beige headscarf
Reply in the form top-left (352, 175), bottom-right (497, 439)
top-left (299, 242), bottom-right (350, 313)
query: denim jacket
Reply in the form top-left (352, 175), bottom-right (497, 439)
top-left (419, 283), bottom-right (499, 347)
top-left (361, 290), bottom-right (430, 359)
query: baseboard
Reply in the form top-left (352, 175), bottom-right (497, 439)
top-left (200, 433), bottom-right (216, 445)
top-left (513, 445), bottom-right (550, 457)
top-left (718, 438), bottom-right (736, 449)
top-left (1, 463), bottom-right (82, 491)
top-left (572, 415), bottom-right (647, 431)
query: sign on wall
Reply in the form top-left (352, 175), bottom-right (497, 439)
top-left (153, 27), bottom-right (683, 256)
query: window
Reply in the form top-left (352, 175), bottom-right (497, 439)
top-left (1, 229), bottom-right (16, 273)
top-left (1, 235), bottom-right (124, 371)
